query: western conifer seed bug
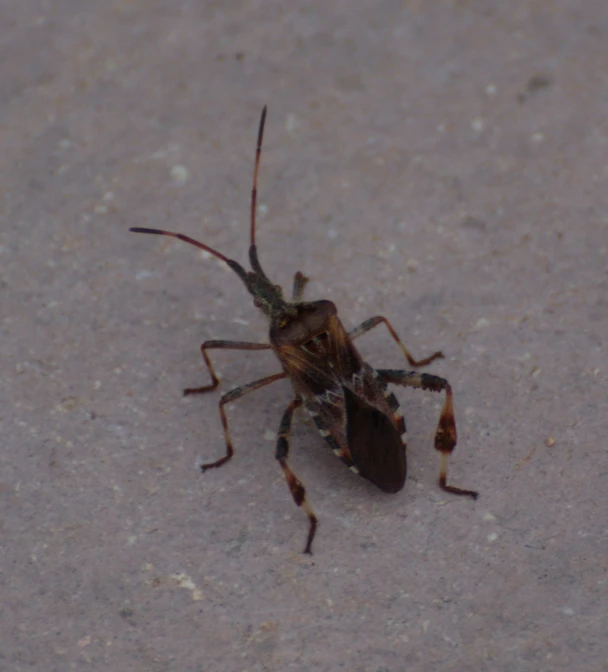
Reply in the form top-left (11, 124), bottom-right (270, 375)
top-left (131, 106), bottom-right (478, 554)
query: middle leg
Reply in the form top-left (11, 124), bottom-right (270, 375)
top-left (200, 371), bottom-right (286, 471)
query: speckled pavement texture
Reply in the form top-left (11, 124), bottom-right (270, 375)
top-left (2, 2), bottom-right (607, 670)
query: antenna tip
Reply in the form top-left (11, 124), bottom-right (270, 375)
top-left (130, 227), bottom-right (162, 235)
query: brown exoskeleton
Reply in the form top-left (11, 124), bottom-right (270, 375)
top-left (131, 106), bottom-right (478, 554)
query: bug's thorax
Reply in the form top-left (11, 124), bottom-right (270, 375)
top-left (269, 299), bottom-right (338, 348)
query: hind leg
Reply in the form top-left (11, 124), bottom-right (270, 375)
top-left (377, 369), bottom-right (478, 499)
top-left (275, 398), bottom-right (318, 554)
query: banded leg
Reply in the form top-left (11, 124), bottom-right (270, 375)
top-left (377, 369), bottom-right (478, 499)
top-left (201, 372), bottom-right (286, 471)
top-left (348, 316), bottom-right (443, 368)
top-left (275, 398), bottom-right (318, 554)
top-left (184, 340), bottom-right (271, 395)
top-left (292, 271), bottom-right (309, 301)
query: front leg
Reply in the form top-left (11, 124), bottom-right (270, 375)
top-left (348, 316), bottom-right (443, 368)
top-left (184, 340), bottom-right (272, 395)
top-left (377, 369), bottom-right (478, 499)
top-left (292, 271), bottom-right (309, 301)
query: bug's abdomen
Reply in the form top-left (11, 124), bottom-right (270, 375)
top-left (303, 379), bottom-right (407, 493)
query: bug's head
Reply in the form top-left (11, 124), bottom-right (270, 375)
top-left (128, 225), bottom-right (293, 318)
top-left (240, 244), bottom-right (294, 318)
top-left (130, 107), bottom-right (298, 320)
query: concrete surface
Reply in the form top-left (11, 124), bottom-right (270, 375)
top-left (2, 1), bottom-right (607, 670)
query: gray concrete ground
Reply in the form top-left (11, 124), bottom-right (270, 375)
top-left (2, 1), bottom-right (607, 670)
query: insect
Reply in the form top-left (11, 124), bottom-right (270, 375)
top-left (130, 106), bottom-right (478, 554)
